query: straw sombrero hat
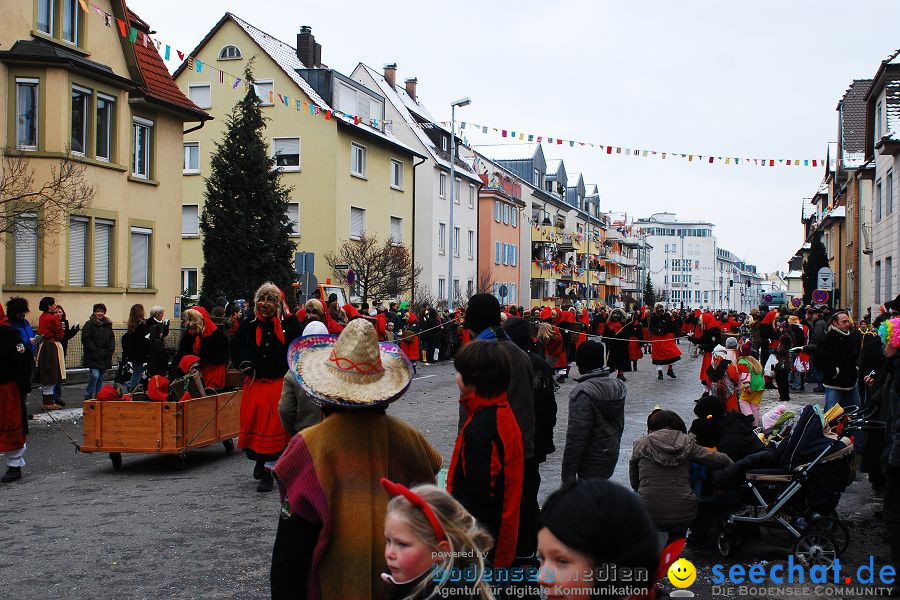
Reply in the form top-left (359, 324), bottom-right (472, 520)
top-left (288, 318), bottom-right (414, 408)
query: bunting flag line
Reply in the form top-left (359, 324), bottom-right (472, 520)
top-left (85, 2), bottom-right (825, 169)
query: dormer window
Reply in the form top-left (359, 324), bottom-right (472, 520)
top-left (442, 136), bottom-right (448, 152)
top-left (219, 45), bottom-right (242, 60)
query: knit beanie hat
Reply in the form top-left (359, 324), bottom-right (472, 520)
top-left (575, 340), bottom-right (605, 373)
top-left (463, 293), bottom-right (501, 334)
top-left (725, 337), bottom-right (738, 349)
top-left (540, 479), bottom-right (659, 587)
top-left (503, 317), bottom-right (531, 350)
top-left (694, 394), bottom-right (726, 419)
top-left (738, 340), bottom-right (752, 357)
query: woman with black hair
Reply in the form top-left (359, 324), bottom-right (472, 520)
top-left (36, 296), bottom-right (65, 410)
top-left (630, 409), bottom-right (731, 544)
top-left (537, 478), bottom-right (666, 600)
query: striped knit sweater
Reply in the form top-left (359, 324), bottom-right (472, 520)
top-left (273, 411), bottom-right (442, 600)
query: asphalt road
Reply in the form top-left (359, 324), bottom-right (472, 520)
top-left (1, 348), bottom-right (890, 599)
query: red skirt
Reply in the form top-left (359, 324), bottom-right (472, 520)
top-left (0, 380), bottom-right (26, 452)
top-left (201, 363), bottom-right (226, 388)
top-left (700, 351), bottom-right (713, 386)
top-left (650, 334), bottom-right (681, 365)
top-left (238, 377), bottom-right (291, 456)
top-left (628, 338), bottom-right (643, 362)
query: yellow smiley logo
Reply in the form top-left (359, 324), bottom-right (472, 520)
top-left (667, 558), bottom-right (696, 588)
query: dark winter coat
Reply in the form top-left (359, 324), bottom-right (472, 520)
top-left (604, 319), bottom-right (634, 372)
top-left (229, 315), bottom-right (302, 380)
top-left (0, 323), bottom-right (32, 437)
top-left (528, 350), bottom-right (557, 463)
top-left (814, 327), bottom-right (861, 390)
top-left (123, 321), bottom-right (150, 365)
top-left (173, 327), bottom-right (229, 375)
top-left (562, 368), bottom-right (626, 482)
top-left (81, 315), bottom-right (115, 370)
top-left (649, 311), bottom-right (676, 337)
top-left (146, 318), bottom-right (170, 377)
top-left (689, 412), bottom-right (765, 462)
top-left (629, 429), bottom-right (732, 529)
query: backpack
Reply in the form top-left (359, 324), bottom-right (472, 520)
top-left (739, 358), bottom-right (765, 392)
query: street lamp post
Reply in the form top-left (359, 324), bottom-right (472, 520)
top-left (448, 97), bottom-right (471, 311)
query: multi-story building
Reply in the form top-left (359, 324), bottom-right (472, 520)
top-left (864, 51), bottom-right (900, 310)
top-left (351, 63), bottom-right (480, 306)
top-left (174, 18), bottom-right (421, 300)
top-left (2, 0), bottom-right (208, 321)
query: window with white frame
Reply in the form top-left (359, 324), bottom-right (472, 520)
top-left (468, 230), bottom-right (475, 259)
top-left (438, 222), bottom-right (446, 254)
top-left (93, 219), bottom-right (112, 287)
top-left (71, 86), bottom-right (89, 155)
top-left (183, 142), bottom-right (199, 173)
top-left (453, 279), bottom-right (460, 301)
top-left (14, 213), bottom-right (38, 285)
top-left (439, 173), bottom-right (447, 198)
top-left (876, 180), bottom-right (883, 222)
top-left (96, 95), bottom-right (114, 161)
top-left (442, 136), bottom-right (448, 151)
top-left (512, 208), bottom-right (518, 228)
top-left (180, 205), bottom-right (199, 238)
top-left (503, 204), bottom-right (510, 225)
top-left (467, 280), bottom-right (474, 297)
top-left (390, 216), bottom-right (402, 244)
top-left (889, 171), bottom-right (895, 215)
top-left (273, 137), bottom-right (300, 170)
top-left (218, 45), bottom-right (242, 60)
top-left (454, 178), bottom-right (461, 204)
top-left (188, 84), bottom-right (211, 109)
top-left (16, 78), bottom-right (39, 150)
top-left (132, 117), bottom-right (153, 179)
top-left (181, 268), bottom-right (198, 298)
top-left (62, 0), bottom-right (80, 44)
top-left (351, 143), bottom-right (367, 177)
top-left (438, 277), bottom-right (446, 300)
top-left (256, 80), bottom-right (274, 106)
top-left (37, 0), bottom-right (55, 34)
top-left (533, 168), bottom-right (540, 186)
top-left (494, 201), bottom-right (501, 222)
top-left (129, 226), bottom-right (152, 288)
top-left (468, 184), bottom-right (475, 208)
top-left (350, 206), bottom-right (365, 239)
top-left (68, 216), bottom-right (88, 286)
top-left (453, 227), bottom-right (460, 257)
top-left (877, 100), bottom-right (884, 141)
top-left (391, 159), bottom-right (403, 189)
top-left (287, 203), bottom-right (300, 236)
top-left (502, 242), bottom-right (508, 265)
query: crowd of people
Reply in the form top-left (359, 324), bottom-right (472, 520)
top-left (2, 285), bottom-right (900, 599)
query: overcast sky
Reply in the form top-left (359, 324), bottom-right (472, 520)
top-left (132, 0), bottom-right (900, 274)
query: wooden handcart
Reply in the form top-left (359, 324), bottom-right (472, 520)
top-left (80, 390), bottom-right (242, 470)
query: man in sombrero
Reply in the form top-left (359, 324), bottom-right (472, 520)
top-left (271, 318), bottom-right (442, 600)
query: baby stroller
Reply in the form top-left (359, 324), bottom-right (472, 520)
top-left (714, 404), bottom-right (878, 566)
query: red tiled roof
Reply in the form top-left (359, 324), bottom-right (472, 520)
top-left (127, 8), bottom-right (209, 120)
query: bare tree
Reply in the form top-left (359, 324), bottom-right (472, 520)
top-left (0, 149), bottom-right (94, 236)
top-left (475, 268), bottom-right (495, 295)
top-left (325, 234), bottom-right (421, 305)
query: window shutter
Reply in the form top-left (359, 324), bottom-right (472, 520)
top-left (351, 207), bottom-right (365, 237)
top-left (390, 217), bottom-right (402, 242)
top-left (495, 241), bottom-right (500, 264)
top-left (130, 227), bottom-right (151, 288)
top-left (93, 220), bottom-right (112, 287)
top-left (14, 214), bottom-right (38, 285)
top-left (68, 217), bottom-right (88, 286)
top-left (182, 206), bottom-right (199, 237)
top-left (188, 85), bottom-right (211, 109)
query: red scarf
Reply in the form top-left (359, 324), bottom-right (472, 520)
top-left (191, 306), bottom-right (217, 353)
top-left (255, 314), bottom-right (285, 347)
top-left (0, 305), bottom-right (8, 327)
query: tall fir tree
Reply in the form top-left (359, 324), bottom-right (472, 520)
top-left (643, 277), bottom-right (656, 308)
top-left (801, 234), bottom-right (828, 305)
top-left (201, 68), bottom-right (295, 302)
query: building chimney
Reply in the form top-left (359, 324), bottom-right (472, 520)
top-left (297, 26), bottom-right (316, 67)
top-left (404, 77), bottom-right (417, 102)
top-left (313, 42), bottom-right (321, 69)
top-left (384, 63), bottom-right (397, 89)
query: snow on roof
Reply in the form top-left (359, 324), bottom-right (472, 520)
top-left (567, 172), bottom-right (583, 187)
top-left (585, 183), bottom-right (599, 196)
top-left (801, 198), bottom-right (817, 220)
top-left (358, 63), bottom-right (476, 178)
top-left (475, 143), bottom-right (539, 162)
top-left (785, 270), bottom-right (802, 279)
top-left (885, 79), bottom-right (900, 141)
top-left (826, 206), bottom-right (846, 218)
top-left (228, 17), bottom-right (415, 153)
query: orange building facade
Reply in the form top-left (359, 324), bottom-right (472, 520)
top-left (477, 171), bottom-right (525, 306)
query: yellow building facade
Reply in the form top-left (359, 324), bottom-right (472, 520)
top-left (1, 0), bottom-right (207, 324)
top-left (174, 15), bottom-right (420, 299)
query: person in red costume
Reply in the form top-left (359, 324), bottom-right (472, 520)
top-left (649, 303), bottom-right (681, 380)
top-left (36, 296), bottom-right (66, 410)
top-left (174, 307), bottom-right (229, 388)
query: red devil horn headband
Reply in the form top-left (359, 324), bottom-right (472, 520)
top-left (380, 477), bottom-right (447, 543)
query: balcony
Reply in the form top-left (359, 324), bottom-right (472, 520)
top-left (596, 272), bottom-right (607, 283)
top-left (607, 276), bottom-right (621, 287)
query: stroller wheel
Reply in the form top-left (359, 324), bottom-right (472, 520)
top-left (794, 532), bottom-right (837, 567)
top-left (807, 516), bottom-right (850, 556)
top-left (717, 529), bottom-right (741, 558)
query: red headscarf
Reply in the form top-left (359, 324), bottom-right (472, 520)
top-left (0, 304), bottom-right (8, 327)
top-left (190, 307), bottom-right (217, 353)
top-left (254, 287), bottom-right (288, 347)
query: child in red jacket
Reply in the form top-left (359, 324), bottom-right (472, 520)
top-left (447, 340), bottom-right (524, 568)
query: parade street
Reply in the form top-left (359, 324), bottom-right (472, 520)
top-left (1, 351), bottom-right (886, 600)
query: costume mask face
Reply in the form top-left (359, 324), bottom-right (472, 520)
top-left (256, 297), bottom-right (278, 319)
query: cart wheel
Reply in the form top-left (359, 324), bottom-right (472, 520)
top-left (717, 529), bottom-right (741, 558)
top-left (174, 453), bottom-right (186, 470)
top-left (794, 532), bottom-right (837, 568)
top-left (109, 453), bottom-right (122, 471)
top-left (223, 439), bottom-right (235, 455)
top-left (807, 516), bottom-right (850, 556)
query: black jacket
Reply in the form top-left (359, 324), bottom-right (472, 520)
top-left (0, 324), bottom-right (32, 437)
top-left (123, 321), bottom-right (150, 364)
top-left (81, 316), bottom-right (115, 370)
top-left (649, 312), bottom-right (675, 337)
top-left (814, 327), bottom-right (861, 390)
top-left (146, 318), bottom-right (170, 377)
top-left (230, 315), bottom-right (302, 379)
top-left (173, 327), bottom-right (229, 374)
top-left (561, 368), bottom-right (626, 481)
